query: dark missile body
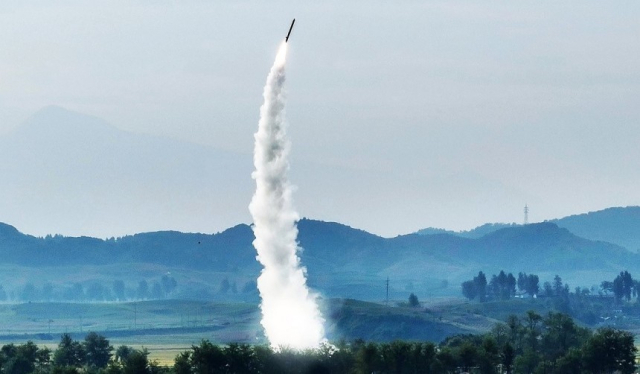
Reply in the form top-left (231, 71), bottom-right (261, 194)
top-left (286, 19), bottom-right (295, 42)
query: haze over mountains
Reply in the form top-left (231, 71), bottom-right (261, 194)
top-left (417, 206), bottom-right (640, 252)
top-left (1, 105), bottom-right (612, 239)
top-left (1, 106), bottom-right (639, 303)
top-left (0, 206), bottom-right (637, 303)
top-left (0, 106), bottom-right (253, 237)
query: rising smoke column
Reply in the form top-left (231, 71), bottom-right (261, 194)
top-left (249, 42), bottom-right (326, 349)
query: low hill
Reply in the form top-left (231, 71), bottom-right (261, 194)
top-left (0, 218), bottom-right (635, 302)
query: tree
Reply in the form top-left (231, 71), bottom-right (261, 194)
top-left (489, 271), bottom-right (517, 300)
top-left (42, 282), bottom-right (54, 301)
top-left (3, 342), bottom-right (39, 374)
top-left (613, 271), bottom-right (634, 302)
top-left (53, 334), bottom-right (84, 368)
top-left (408, 293), bottom-right (419, 307)
top-left (86, 283), bottom-right (106, 301)
top-left (583, 328), bottom-right (637, 374)
top-left (219, 279), bottom-right (231, 294)
top-left (555, 347), bottom-right (583, 374)
top-left (21, 283), bottom-right (37, 302)
top-left (113, 280), bottom-right (126, 301)
top-left (122, 349), bottom-right (149, 374)
top-left (506, 273), bottom-right (516, 299)
top-left (63, 283), bottom-right (85, 301)
top-left (115, 345), bottom-right (134, 363)
top-left (506, 315), bottom-right (522, 348)
top-left (173, 352), bottom-right (190, 374)
top-left (502, 343), bottom-right (514, 374)
top-left (513, 349), bottom-right (539, 374)
top-left (151, 282), bottom-right (164, 300)
top-left (462, 280), bottom-right (477, 300)
top-left (490, 323), bottom-right (509, 348)
top-left (160, 275), bottom-right (177, 296)
top-left (540, 312), bottom-right (588, 362)
top-left (477, 337), bottom-right (499, 374)
top-left (136, 281), bottom-right (149, 300)
top-left (553, 275), bottom-right (563, 296)
top-left (601, 280), bottom-right (613, 295)
top-left (380, 341), bottom-right (412, 373)
top-left (457, 342), bottom-right (477, 372)
top-left (223, 343), bottom-right (257, 374)
top-left (354, 342), bottom-right (380, 374)
top-left (525, 274), bottom-right (539, 296)
top-left (474, 271), bottom-right (487, 302)
top-left (190, 340), bottom-right (226, 373)
top-left (523, 310), bottom-right (542, 351)
top-left (83, 332), bottom-right (113, 369)
top-left (517, 272), bottom-right (526, 293)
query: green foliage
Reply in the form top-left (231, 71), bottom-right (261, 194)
top-left (0, 313), bottom-right (635, 374)
top-left (613, 270), bottom-right (634, 302)
top-left (53, 334), bottom-right (84, 368)
top-left (122, 349), bottom-right (150, 374)
top-left (517, 272), bottom-right (540, 296)
top-left (83, 332), bottom-right (113, 369)
top-left (407, 293), bottom-right (419, 307)
top-left (462, 270), bottom-right (518, 301)
top-left (582, 327), bottom-right (637, 374)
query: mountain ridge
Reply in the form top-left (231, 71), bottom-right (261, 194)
top-left (0, 213), bottom-right (636, 301)
top-left (416, 206), bottom-right (640, 252)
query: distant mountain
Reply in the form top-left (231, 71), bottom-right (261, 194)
top-left (552, 206), bottom-right (640, 252)
top-left (0, 106), bottom-right (253, 237)
top-left (417, 206), bottom-right (640, 253)
top-left (0, 218), bottom-right (635, 301)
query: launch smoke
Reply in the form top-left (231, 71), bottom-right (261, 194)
top-left (249, 42), bottom-right (326, 349)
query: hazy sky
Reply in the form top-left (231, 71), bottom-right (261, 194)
top-left (0, 1), bottom-right (639, 237)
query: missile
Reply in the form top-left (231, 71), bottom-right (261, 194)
top-left (285, 19), bottom-right (295, 42)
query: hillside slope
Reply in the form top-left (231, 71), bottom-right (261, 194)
top-left (0, 219), bottom-right (635, 301)
top-left (553, 206), bottom-right (640, 252)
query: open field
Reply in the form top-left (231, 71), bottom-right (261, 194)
top-left (1, 296), bottom-right (637, 366)
top-left (0, 300), bottom-right (263, 365)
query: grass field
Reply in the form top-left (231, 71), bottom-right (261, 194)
top-left (0, 297), bottom-right (619, 367)
top-left (0, 299), bottom-right (263, 366)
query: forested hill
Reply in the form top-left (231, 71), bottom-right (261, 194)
top-left (552, 206), bottom-right (640, 252)
top-left (0, 219), bottom-right (636, 280)
top-left (416, 206), bottom-right (640, 252)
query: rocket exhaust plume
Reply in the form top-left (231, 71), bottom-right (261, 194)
top-left (249, 41), bottom-right (326, 349)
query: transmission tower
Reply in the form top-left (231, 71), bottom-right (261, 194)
top-left (524, 204), bottom-right (529, 225)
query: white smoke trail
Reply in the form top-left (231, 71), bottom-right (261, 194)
top-left (249, 42), bottom-right (326, 349)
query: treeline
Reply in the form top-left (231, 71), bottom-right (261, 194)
top-left (460, 270), bottom-right (640, 326)
top-left (171, 312), bottom-right (637, 374)
top-left (0, 333), bottom-right (159, 374)
top-left (462, 269), bottom-right (640, 303)
top-left (4, 275), bottom-right (178, 303)
top-left (0, 276), bottom-right (259, 303)
top-left (601, 270), bottom-right (640, 302)
top-left (461, 271), bottom-right (539, 301)
top-left (2, 311), bottom-right (635, 374)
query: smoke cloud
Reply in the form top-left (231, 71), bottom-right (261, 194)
top-left (249, 42), bottom-right (326, 349)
